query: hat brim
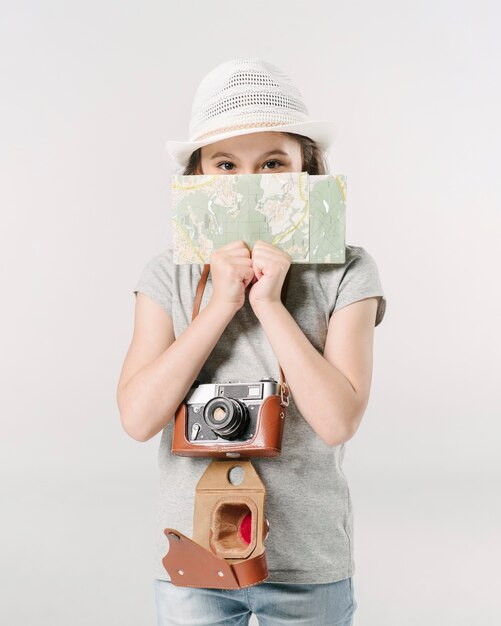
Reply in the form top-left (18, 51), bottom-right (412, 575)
top-left (165, 120), bottom-right (337, 168)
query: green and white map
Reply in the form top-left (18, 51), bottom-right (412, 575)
top-left (171, 172), bottom-right (346, 264)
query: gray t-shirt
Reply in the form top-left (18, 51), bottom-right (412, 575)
top-left (133, 244), bottom-right (386, 584)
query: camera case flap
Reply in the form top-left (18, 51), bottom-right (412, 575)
top-left (163, 460), bottom-right (270, 589)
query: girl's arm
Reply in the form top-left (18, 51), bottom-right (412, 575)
top-left (117, 241), bottom-right (254, 442)
top-left (252, 297), bottom-right (379, 447)
top-left (117, 295), bottom-right (238, 442)
top-left (249, 240), bottom-right (379, 447)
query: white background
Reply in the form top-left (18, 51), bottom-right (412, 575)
top-left (1, 1), bottom-right (500, 624)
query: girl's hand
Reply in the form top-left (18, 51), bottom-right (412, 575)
top-left (209, 240), bottom-right (254, 312)
top-left (248, 240), bottom-right (291, 311)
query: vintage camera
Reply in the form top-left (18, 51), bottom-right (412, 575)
top-left (171, 378), bottom-right (288, 458)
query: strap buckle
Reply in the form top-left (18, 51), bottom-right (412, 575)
top-left (279, 382), bottom-right (290, 407)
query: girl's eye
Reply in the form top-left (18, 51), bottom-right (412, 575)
top-left (264, 160), bottom-right (282, 170)
top-left (217, 162), bottom-right (235, 171)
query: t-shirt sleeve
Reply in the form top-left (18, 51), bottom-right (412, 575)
top-left (133, 248), bottom-right (174, 317)
top-left (330, 246), bottom-right (387, 327)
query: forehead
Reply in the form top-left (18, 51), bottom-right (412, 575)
top-left (201, 131), bottom-right (300, 158)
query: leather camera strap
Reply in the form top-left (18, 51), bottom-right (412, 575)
top-left (191, 263), bottom-right (290, 406)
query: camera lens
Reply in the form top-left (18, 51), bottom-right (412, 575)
top-left (203, 396), bottom-right (250, 440)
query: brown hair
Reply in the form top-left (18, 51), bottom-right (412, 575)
top-left (182, 132), bottom-right (330, 175)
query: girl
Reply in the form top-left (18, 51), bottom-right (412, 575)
top-left (117, 58), bottom-right (386, 625)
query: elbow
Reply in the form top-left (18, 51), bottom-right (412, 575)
top-left (325, 406), bottom-right (365, 447)
top-left (117, 385), bottom-right (152, 443)
top-left (120, 416), bottom-right (152, 442)
top-left (117, 397), bottom-right (172, 443)
top-left (324, 427), bottom-right (355, 447)
top-left (119, 407), bottom-right (152, 442)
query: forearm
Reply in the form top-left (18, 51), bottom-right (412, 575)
top-left (120, 299), bottom-right (237, 441)
top-left (253, 301), bottom-right (362, 446)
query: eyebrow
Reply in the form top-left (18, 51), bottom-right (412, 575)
top-left (209, 149), bottom-right (290, 160)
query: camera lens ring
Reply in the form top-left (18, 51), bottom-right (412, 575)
top-left (203, 396), bottom-right (250, 440)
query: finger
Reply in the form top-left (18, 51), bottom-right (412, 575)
top-left (218, 261), bottom-right (254, 279)
top-left (252, 240), bottom-right (282, 252)
top-left (252, 249), bottom-right (291, 266)
top-left (252, 243), bottom-right (290, 260)
top-left (253, 239), bottom-right (274, 248)
top-left (212, 246), bottom-right (251, 260)
top-left (216, 240), bottom-right (250, 252)
top-left (243, 272), bottom-right (256, 289)
top-left (212, 256), bottom-right (252, 267)
top-left (225, 248), bottom-right (252, 258)
top-left (253, 264), bottom-right (264, 280)
top-left (210, 250), bottom-right (251, 263)
top-left (225, 257), bottom-right (253, 266)
top-left (244, 274), bottom-right (259, 287)
top-left (242, 266), bottom-right (255, 288)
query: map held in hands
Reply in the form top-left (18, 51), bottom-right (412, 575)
top-left (171, 172), bottom-right (346, 264)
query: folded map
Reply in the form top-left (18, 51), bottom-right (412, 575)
top-left (171, 172), bottom-right (346, 264)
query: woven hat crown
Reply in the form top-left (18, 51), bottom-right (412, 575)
top-left (165, 58), bottom-right (337, 169)
top-left (188, 58), bottom-right (313, 142)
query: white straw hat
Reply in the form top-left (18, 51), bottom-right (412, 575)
top-left (165, 58), bottom-right (337, 169)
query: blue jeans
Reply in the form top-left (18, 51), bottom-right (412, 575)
top-left (153, 577), bottom-right (357, 625)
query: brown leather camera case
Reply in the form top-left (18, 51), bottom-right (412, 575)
top-left (171, 394), bottom-right (286, 458)
top-left (163, 459), bottom-right (270, 589)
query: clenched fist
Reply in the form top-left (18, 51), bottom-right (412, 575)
top-left (209, 240), bottom-right (255, 311)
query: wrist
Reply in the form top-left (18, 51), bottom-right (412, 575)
top-left (250, 298), bottom-right (285, 319)
top-left (206, 296), bottom-right (242, 319)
